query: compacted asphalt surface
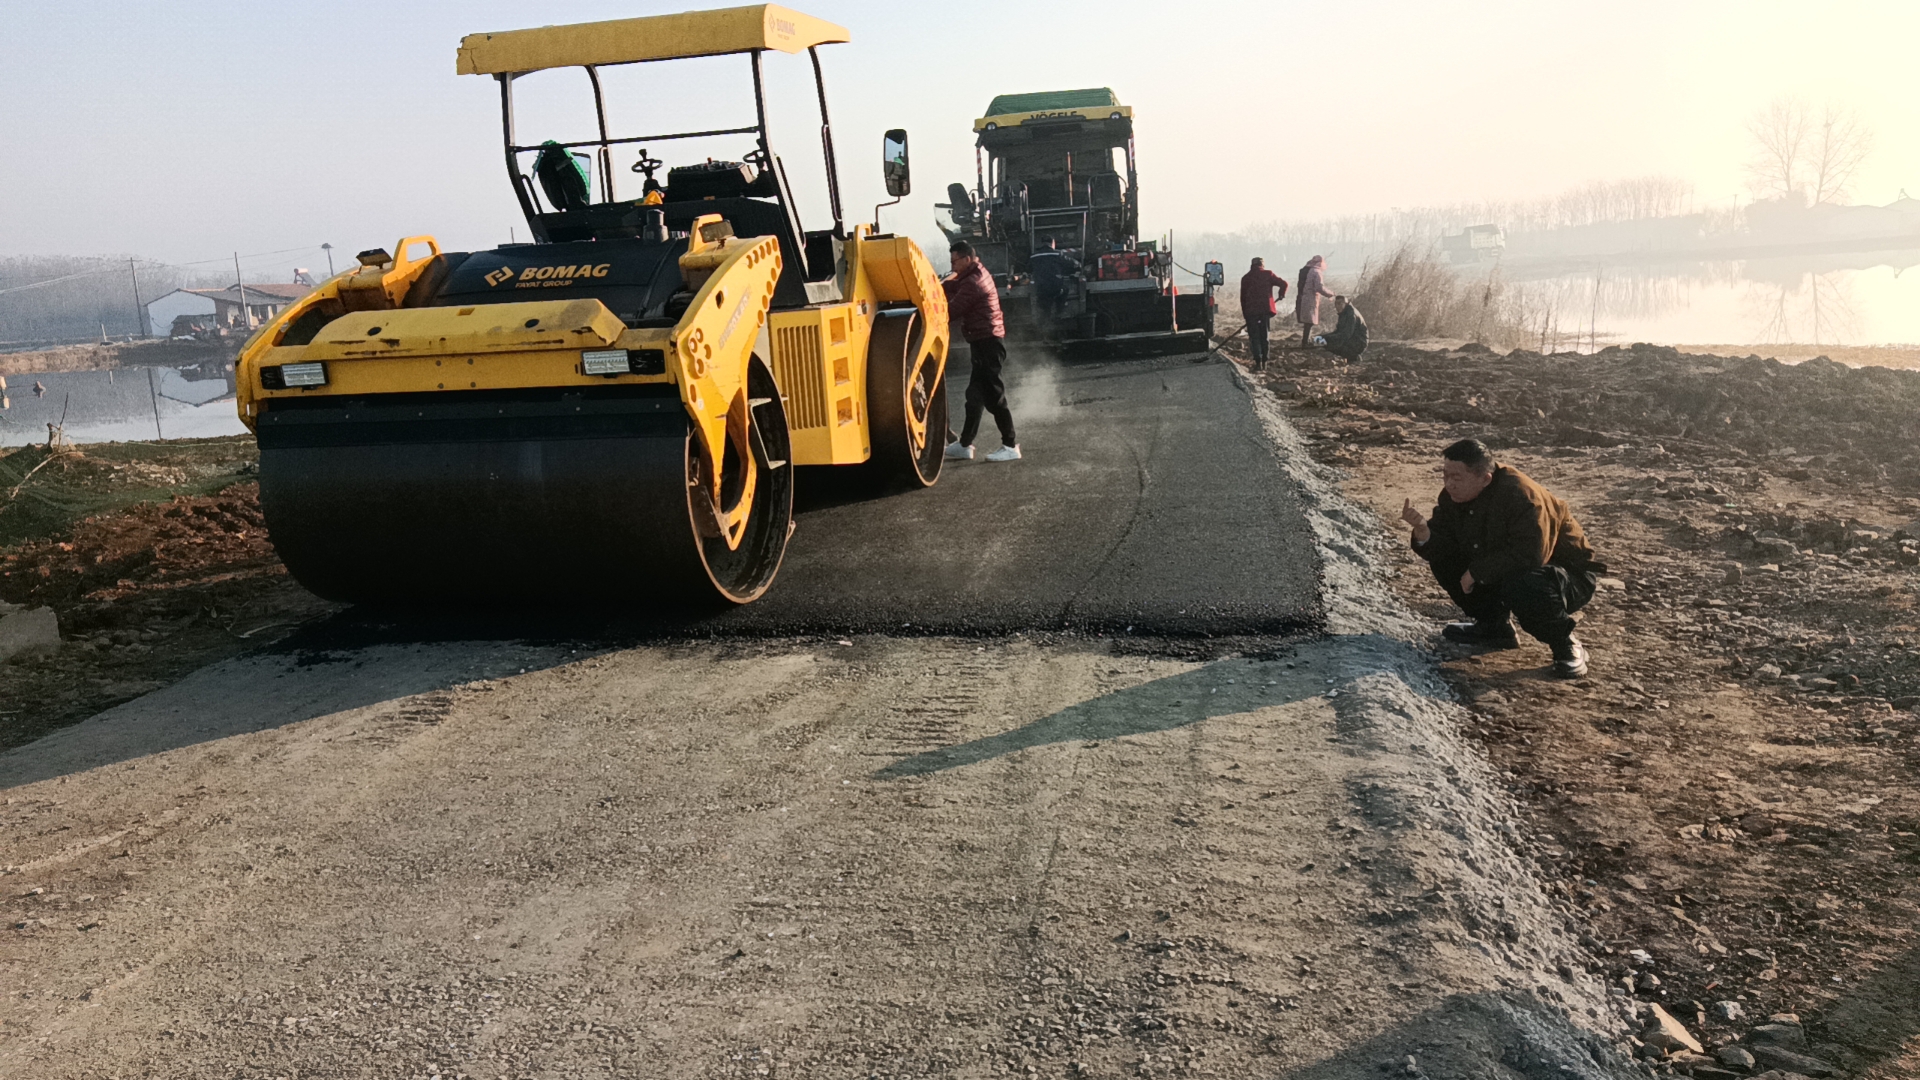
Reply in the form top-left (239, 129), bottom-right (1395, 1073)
top-left (725, 346), bottom-right (1321, 635)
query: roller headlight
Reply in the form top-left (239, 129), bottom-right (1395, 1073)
top-left (582, 349), bottom-right (668, 376)
top-left (261, 362), bottom-right (327, 389)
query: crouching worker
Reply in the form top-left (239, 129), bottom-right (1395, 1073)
top-left (1322, 295), bottom-right (1368, 362)
top-left (1399, 439), bottom-right (1603, 678)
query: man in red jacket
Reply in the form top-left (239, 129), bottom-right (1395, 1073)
top-left (942, 241), bottom-right (1020, 462)
top-left (1239, 258), bottom-right (1289, 371)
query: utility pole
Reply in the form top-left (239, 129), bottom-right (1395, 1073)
top-left (147, 367), bottom-right (164, 440)
top-left (321, 242), bottom-right (335, 277)
top-left (129, 259), bottom-right (148, 337)
top-left (233, 251), bottom-right (251, 331)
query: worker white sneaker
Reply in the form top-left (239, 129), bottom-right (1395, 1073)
top-left (985, 444), bottom-right (1022, 462)
top-left (944, 442), bottom-right (974, 460)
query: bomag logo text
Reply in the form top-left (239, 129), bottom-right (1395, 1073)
top-left (509, 263), bottom-right (612, 285)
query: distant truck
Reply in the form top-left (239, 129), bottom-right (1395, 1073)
top-left (939, 88), bottom-right (1216, 359)
top-left (1441, 223), bottom-right (1506, 264)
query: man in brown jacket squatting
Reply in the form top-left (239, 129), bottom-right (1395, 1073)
top-left (1399, 439), bottom-right (1603, 678)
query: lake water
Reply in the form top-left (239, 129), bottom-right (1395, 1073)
top-left (0, 363), bottom-right (247, 447)
top-left (5, 250), bottom-right (1918, 451)
top-left (1501, 248), bottom-right (1920, 349)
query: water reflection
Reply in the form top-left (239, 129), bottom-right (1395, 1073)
top-left (0, 362), bottom-right (246, 447)
top-left (1505, 248), bottom-right (1920, 348)
top-left (1743, 273), bottom-right (1863, 346)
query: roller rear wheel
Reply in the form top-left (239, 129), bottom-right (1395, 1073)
top-left (859, 309), bottom-right (946, 491)
top-left (692, 354), bottom-right (793, 604)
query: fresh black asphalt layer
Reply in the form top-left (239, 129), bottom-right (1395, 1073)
top-left (713, 347), bottom-right (1321, 635)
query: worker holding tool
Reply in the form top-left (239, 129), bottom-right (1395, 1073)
top-left (1238, 257), bottom-right (1289, 371)
top-left (943, 241), bottom-right (1021, 462)
top-left (1399, 438), bottom-right (1603, 679)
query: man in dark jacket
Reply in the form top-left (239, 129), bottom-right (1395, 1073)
top-left (1322, 295), bottom-right (1368, 362)
top-left (1399, 439), bottom-right (1602, 677)
top-left (1238, 257), bottom-right (1289, 371)
top-left (1028, 236), bottom-right (1074, 328)
top-left (942, 241), bottom-right (1020, 462)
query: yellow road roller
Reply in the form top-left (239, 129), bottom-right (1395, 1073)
top-left (236, 5), bottom-right (949, 607)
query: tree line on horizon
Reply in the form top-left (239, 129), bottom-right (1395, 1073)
top-left (1199, 95), bottom-right (1881, 259)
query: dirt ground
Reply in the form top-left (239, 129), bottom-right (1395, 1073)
top-left (0, 438), bottom-right (332, 750)
top-left (1224, 322), bottom-right (1920, 1078)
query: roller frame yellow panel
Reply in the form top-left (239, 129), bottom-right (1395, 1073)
top-left (456, 4), bottom-right (849, 75)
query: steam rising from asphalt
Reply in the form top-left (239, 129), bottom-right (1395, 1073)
top-left (1005, 351), bottom-right (1064, 426)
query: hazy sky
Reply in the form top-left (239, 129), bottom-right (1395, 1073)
top-left (4, 1), bottom-right (1915, 277)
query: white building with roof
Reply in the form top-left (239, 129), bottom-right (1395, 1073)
top-left (146, 282), bottom-right (313, 336)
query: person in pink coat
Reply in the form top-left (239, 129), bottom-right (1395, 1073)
top-left (1295, 255), bottom-right (1335, 347)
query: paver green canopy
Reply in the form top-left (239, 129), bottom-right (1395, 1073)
top-left (982, 88), bottom-right (1121, 117)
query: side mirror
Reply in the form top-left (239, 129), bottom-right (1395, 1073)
top-left (882, 129), bottom-right (910, 198)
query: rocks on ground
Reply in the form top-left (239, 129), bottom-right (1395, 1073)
top-left (0, 603), bottom-right (59, 664)
top-left (1243, 334), bottom-right (1920, 1079)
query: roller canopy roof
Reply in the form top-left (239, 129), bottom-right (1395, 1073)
top-left (456, 4), bottom-right (849, 75)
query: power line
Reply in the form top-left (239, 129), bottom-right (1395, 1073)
top-left (171, 244), bottom-right (321, 268)
top-left (0, 244), bottom-right (326, 296)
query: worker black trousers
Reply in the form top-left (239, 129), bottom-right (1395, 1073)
top-left (1035, 282), bottom-right (1067, 322)
top-left (955, 335), bottom-right (1017, 448)
top-left (1432, 562), bottom-right (1595, 645)
top-left (1322, 328), bottom-right (1365, 362)
top-left (1245, 317), bottom-right (1271, 364)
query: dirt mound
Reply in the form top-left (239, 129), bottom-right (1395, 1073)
top-left (0, 482), bottom-right (332, 751)
top-left (0, 438), bottom-right (258, 548)
top-left (1249, 336), bottom-right (1920, 1078)
top-left (3, 484), bottom-right (274, 608)
top-left (1352, 342), bottom-right (1920, 491)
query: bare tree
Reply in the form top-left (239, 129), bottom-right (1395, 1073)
top-left (1746, 96), bottom-right (1873, 205)
top-left (1808, 102), bottom-right (1873, 205)
top-left (1746, 97), bottom-right (1810, 203)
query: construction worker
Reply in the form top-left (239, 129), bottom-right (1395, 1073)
top-left (1321, 295), bottom-right (1369, 362)
top-left (1028, 236), bottom-right (1074, 328)
top-left (943, 241), bottom-right (1020, 462)
top-left (1399, 439), bottom-right (1603, 679)
top-left (1238, 257), bottom-right (1289, 371)
top-left (1296, 255), bottom-right (1335, 348)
